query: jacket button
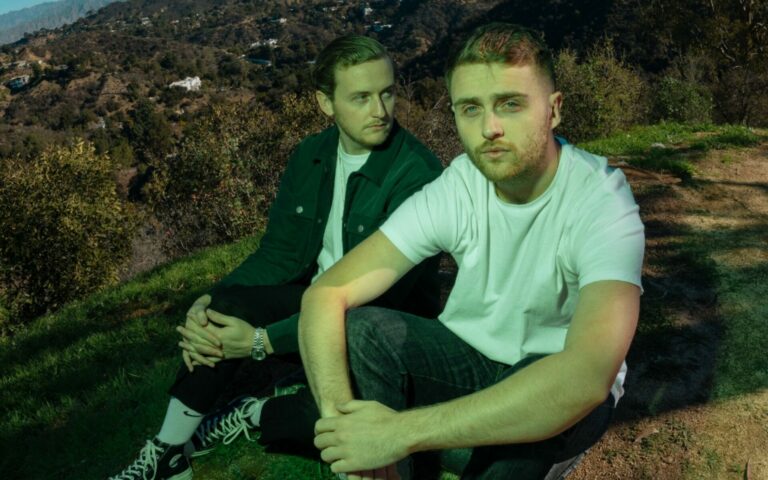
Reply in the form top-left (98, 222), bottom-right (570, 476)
top-left (317, 219), bottom-right (323, 224)
top-left (357, 225), bottom-right (364, 233)
top-left (295, 206), bottom-right (303, 214)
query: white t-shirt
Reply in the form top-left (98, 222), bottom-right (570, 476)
top-left (380, 144), bottom-right (645, 400)
top-left (313, 143), bottom-right (370, 282)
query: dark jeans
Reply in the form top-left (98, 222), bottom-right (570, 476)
top-left (345, 306), bottom-right (615, 480)
top-left (167, 283), bottom-right (320, 450)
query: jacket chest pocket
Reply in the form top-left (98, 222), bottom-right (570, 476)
top-left (268, 204), bottom-right (316, 258)
top-left (345, 212), bottom-right (386, 249)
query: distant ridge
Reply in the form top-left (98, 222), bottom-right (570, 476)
top-left (0, 0), bottom-right (121, 46)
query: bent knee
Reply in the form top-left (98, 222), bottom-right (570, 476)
top-left (346, 306), bottom-right (408, 356)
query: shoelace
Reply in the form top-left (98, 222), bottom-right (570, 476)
top-left (198, 398), bottom-right (258, 447)
top-left (110, 439), bottom-right (161, 480)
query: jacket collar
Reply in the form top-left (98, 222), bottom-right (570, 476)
top-left (313, 121), bottom-right (406, 187)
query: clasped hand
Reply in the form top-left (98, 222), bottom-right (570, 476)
top-left (314, 400), bottom-right (407, 480)
top-left (176, 294), bottom-right (255, 371)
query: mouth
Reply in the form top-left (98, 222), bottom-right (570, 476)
top-left (367, 122), bottom-right (389, 130)
top-left (479, 148), bottom-right (509, 159)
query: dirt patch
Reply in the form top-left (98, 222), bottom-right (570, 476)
top-left (572, 140), bottom-right (768, 479)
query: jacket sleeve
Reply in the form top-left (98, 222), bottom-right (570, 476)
top-left (207, 144), bottom-right (308, 304)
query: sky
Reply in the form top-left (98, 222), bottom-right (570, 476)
top-left (0, 0), bottom-right (58, 16)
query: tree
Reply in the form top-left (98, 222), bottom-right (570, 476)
top-left (123, 98), bottom-right (174, 167)
top-left (0, 140), bottom-right (136, 325)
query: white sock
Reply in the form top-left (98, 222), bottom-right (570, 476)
top-left (156, 397), bottom-right (204, 446)
top-left (247, 397), bottom-right (267, 427)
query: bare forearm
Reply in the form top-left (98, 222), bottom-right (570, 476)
top-left (401, 351), bottom-right (610, 453)
top-left (298, 285), bottom-right (355, 417)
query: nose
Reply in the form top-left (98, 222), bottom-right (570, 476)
top-left (371, 95), bottom-right (388, 119)
top-left (482, 112), bottom-right (503, 140)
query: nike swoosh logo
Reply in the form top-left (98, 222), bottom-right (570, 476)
top-left (169, 453), bottom-right (183, 468)
top-left (183, 410), bottom-right (203, 418)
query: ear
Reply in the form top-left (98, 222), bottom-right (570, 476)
top-left (315, 90), bottom-right (335, 118)
top-left (549, 91), bottom-right (563, 130)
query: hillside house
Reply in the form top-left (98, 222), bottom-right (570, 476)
top-left (169, 76), bottom-right (201, 91)
top-left (251, 39), bottom-right (279, 48)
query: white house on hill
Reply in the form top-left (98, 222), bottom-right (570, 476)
top-left (169, 76), bottom-right (201, 91)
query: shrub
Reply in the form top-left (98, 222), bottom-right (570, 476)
top-left (395, 77), bottom-right (463, 165)
top-left (0, 140), bottom-right (137, 327)
top-left (555, 42), bottom-right (649, 143)
top-left (653, 76), bottom-right (713, 124)
top-left (147, 93), bottom-right (329, 257)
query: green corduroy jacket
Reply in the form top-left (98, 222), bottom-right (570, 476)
top-left (208, 121), bottom-right (444, 353)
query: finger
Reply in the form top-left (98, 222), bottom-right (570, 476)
top-left (319, 446), bottom-right (344, 464)
top-left (188, 304), bottom-right (208, 327)
top-left (178, 324), bottom-right (221, 349)
top-left (182, 350), bottom-right (193, 372)
top-left (184, 335), bottom-right (223, 358)
top-left (331, 460), bottom-right (354, 474)
top-left (206, 309), bottom-right (234, 326)
top-left (180, 342), bottom-right (217, 368)
top-left (314, 431), bottom-right (338, 450)
top-left (315, 417), bottom-right (338, 434)
top-left (189, 351), bottom-right (216, 368)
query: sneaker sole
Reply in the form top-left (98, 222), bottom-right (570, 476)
top-left (189, 445), bottom-right (215, 459)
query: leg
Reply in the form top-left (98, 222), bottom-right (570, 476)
top-left (345, 306), bottom-right (614, 480)
top-left (168, 283), bottom-right (307, 413)
top-left (259, 385), bottom-right (319, 453)
top-left (345, 307), bottom-right (502, 479)
top-left (346, 306), bottom-right (503, 412)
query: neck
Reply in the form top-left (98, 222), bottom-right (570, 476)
top-left (495, 137), bottom-right (561, 204)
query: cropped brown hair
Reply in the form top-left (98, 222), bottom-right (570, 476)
top-left (312, 35), bottom-right (390, 97)
top-left (445, 23), bottom-right (555, 91)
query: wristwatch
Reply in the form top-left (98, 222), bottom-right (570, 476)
top-left (251, 327), bottom-right (267, 361)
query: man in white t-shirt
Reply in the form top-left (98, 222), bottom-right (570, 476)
top-left (299, 23), bottom-right (645, 479)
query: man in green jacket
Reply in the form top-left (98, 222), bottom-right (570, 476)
top-left (109, 35), bottom-right (442, 480)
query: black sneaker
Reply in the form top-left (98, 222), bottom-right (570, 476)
top-left (188, 396), bottom-right (265, 458)
top-left (109, 438), bottom-right (191, 480)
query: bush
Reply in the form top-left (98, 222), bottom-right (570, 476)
top-left (653, 76), bottom-right (713, 124)
top-left (0, 140), bottom-right (137, 327)
top-left (555, 42), bottom-right (649, 143)
top-left (147, 93), bottom-right (329, 257)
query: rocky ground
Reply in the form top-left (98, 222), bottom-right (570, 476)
top-left (572, 140), bottom-right (768, 480)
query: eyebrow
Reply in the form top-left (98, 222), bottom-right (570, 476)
top-left (346, 83), bottom-right (396, 98)
top-left (453, 92), bottom-right (529, 106)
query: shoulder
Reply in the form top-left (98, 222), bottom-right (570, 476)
top-left (296, 125), bottom-right (339, 151)
top-left (423, 153), bottom-right (486, 203)
top-left (561, 145), bottom-right (635, 203)
top-left (392, 126), bottom-right (443, 172)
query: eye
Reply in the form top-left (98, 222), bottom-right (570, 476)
top-left (381, 90), bottom-right (394, 100)
top-left (353, 94), bottom-right (368, 103)
top-left (460, 104), bottom-right (481, 117)
top-left (499, 99), bottom-right (521, 112)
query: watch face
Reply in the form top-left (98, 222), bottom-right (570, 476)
top-left (252, 350), bottom-right (266, 361)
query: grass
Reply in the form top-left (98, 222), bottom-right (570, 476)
top-left (1, 122), bottom-right (767, 479)
top-left (578, 122), bottom-right (764, 181)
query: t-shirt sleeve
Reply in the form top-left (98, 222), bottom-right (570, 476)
top-left (572, 168), bottom-right (645, 290)
top-left (380, 165), bottom-right (465, 264)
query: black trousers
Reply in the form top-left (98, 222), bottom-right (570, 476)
top-left (167, 283), bottom-right (320, 451)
